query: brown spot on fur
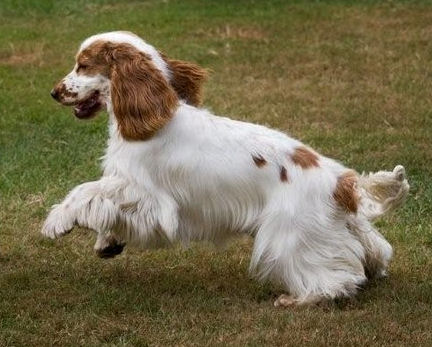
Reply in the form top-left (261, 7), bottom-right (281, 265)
top-left (280, 166), bottom-right (289, 182)
top-left (56, 83), bottom-right (78, 99)
top-left (291, 146), bottom-right (319, 169)
top-left (333, 171), bottom-right (359, 214)
top-left (160, 52), bottom-right (208, 106)
top-left (252, 154), bottom-right (266, 167)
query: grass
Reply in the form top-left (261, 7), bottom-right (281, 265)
top-left (1, 0), bottom-right (432, 345)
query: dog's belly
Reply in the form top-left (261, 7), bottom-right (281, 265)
top-left (166, 174), bottom-right (265, 242)
top-left (175, 195), bottom-right (262, 244)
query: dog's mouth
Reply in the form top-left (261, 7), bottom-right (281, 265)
top-left (73, 91), bottom-right (102, 119)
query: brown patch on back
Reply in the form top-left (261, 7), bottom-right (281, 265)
top-left (333, 171), bottom-right (359, 214)
top-left (280, 166), bottom-right (289, 182)
top-left (160, 52), bottom-right (208, 106)
top-left (291, 146), bottom-right (320, 169)
top-left (252, 154), bottom-right (267, 167)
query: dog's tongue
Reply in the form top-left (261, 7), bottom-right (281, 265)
top-left (73, 92), bottom-right (101, 119)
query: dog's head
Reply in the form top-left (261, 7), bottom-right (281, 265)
top-left (51, 31), bottom-right (207, 140)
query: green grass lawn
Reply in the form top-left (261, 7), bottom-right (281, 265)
top-left (1, 0), bottom-right (432, 345)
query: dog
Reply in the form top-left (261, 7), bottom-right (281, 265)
top-left (43, 31), bottom-right (409, 306)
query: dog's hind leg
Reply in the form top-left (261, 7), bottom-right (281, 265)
top-left (357, 165), bottom-right (409, 221)
top-left (347, 217), bottom-right (393, 279)
top-left (346, 165), bottom-right (408, 278)
top-left (250, 206), bottom-right (367, 307)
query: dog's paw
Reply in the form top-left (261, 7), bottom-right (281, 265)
top-left (95, 242), bottom-right (125, 258)
top-left (41, 204), bottom-right (75, 239)
top-left (274, 293), bottom-right (324, 307)
top-left (274, 294), bottom-right (297, 307)
top-left (393, 165), bottom-right (406, 182)
top-left (94, 232), bottom-right (125, 259)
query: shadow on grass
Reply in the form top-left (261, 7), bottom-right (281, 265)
top-left (2, 235), bottom-right (423, 316)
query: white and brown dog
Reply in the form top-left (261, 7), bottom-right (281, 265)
top-left (43, 31), bottom-right (409, 306)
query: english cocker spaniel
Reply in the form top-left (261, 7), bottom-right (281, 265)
top-left (43, 31), bottom-right (409, 306)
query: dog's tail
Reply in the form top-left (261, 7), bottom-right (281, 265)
top-left (356, 165), bottom-right (409, 221)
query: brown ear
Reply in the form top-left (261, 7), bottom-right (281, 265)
top-left (164, 57), bottom-right (208, 106)
top-left (109, 43), bottom-right (178, 141)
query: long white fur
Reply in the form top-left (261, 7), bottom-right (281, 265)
top-left (42, 31), bottom-right (409, 305)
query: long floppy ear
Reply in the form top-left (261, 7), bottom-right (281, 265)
top-left (161, 54), bottom-right (208, 106)
top-left (108, 43), bottom-right (178, 141)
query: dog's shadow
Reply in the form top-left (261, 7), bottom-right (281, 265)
top-left (36, 237), bottom-right (401, 313)
top-left (65, 259), bottom-right (389, 313)
top-left (55, 245), bottom-right (277, 312)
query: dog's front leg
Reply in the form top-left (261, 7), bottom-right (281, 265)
top-left (41, 178), bottom-right (123, 239)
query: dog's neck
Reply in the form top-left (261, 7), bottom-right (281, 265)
top-left (106, 100), bottom-right (189, 144)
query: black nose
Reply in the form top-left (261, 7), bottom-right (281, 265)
top-left (50, 89), bottom-right (59, 100)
